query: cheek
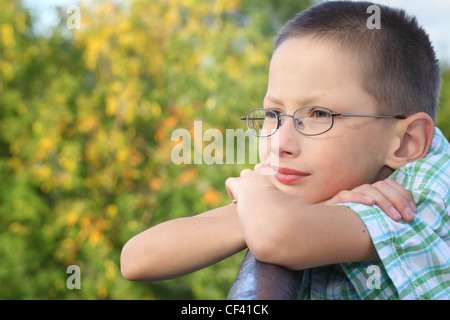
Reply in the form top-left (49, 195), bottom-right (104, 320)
top-left (258, 138), bottom-right (270, 163)
top-left (316, 143), bottom-right (381, 188)
top-left (312, 144), bottom-right (374, 188)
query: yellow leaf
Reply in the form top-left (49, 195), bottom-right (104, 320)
top-left (9, 222), bottom-right (29, 235)
top-left (202, 188), bottom-right (223, 206)
top-left (89, 229), bottom-right (103, 245)
top-left (78, 115), bottom-right (99, 133)
top-left (116, 148), bottom-right (128, 163)
top-left (149, 177), bottom-right (163, 191)
top-left (176, 168), bottom-right (198, 185)
top-left (65, 212), bottom-right (78, 226)
top-left (0, 24), bottom-right (15, 47)
top-left (163, 116), bottom-right (178, 128)
top-left (105, 95), bottom-right (118, 116)
top-left (106, 204), bottom-right (118, 218)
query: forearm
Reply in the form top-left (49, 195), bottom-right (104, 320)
top-left (236, 189), bottom-right (303, 265)
top-left (120, 204), bottom-right (246, 281)
top-left (226, 165), bottom-right (410, 271)
top-left (237, 188), bottom-right (377, 270)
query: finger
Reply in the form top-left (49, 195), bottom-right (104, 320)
top-left (355, 184), bottom-right (402, 221)
top-left (332, 190), bottom-right (376, 205)
top-left (373, 180), bottom-right (414, 222)
top-left (225, 177), bottom-right (236, 201)
top-left (254, 163), bottom-right (264, 171)
top-left (384, 179), bottom-right (416, 212)
top-left (240, 169), bottom-right (253, 177)
top-left (257, 160), bottom-right (274, 176)
top-left (371, 180), bottom-right (415, 222)
top-left (252, 163), bottom-right (266, 176)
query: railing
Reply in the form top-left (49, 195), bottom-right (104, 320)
top-left (227, 250), bottom-right (303, 300)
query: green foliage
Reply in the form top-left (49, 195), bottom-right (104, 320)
top-left (0, 0), bottom-right (311, 299)
top-left (1, 0), bottom-right (449, 300)
top-left (437, 69), bottom-right (450, 138)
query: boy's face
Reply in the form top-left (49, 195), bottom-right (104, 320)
top-left (259, 37), bottom-right (396, 203)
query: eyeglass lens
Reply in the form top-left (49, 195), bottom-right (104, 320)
top-left (246, 107), bottom-right (333, 137)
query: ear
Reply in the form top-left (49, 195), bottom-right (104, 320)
top-left (385, 112), bottom-right (435, 170)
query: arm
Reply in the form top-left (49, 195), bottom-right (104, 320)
top-left (236, 189), bottom-right (378, 270)
top-left (322, 178), bottom-right (417, 222)
top-left (121, 167), bottom-right (414, 281)
top-left (120, 204), bottom-right (246, 281)
top-left (226, 167), bottom-right (378, 270)
top-left (226, 165), bottom-right (417, 270)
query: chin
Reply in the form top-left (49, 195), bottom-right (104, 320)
top-left (271, 180), bottom-right (317, 203)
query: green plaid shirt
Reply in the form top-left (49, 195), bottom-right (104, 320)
top-left (298, 127), bottom-right (450, 300)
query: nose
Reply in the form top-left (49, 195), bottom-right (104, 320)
top-left (270, 115), bottom-right (300, 158)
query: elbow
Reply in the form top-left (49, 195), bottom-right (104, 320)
top-left (244, 219), bottom-right (303, 271)
top-left (120, 242), bottom-right (141, 281)
top-left (245, 229), bottom-right (295, 270)
top-left (120, 240), bottom-right (155, 282)
top-left (120, 261), bottom-right (138, 282)
top-left (247, 240), bottom-right (277, 265)
top-left (121, 237), bottom-right (171, 282)
top-left (248, 240), bottom-right (301, 270)
top-left (120, 262), bottom-right (138, 282)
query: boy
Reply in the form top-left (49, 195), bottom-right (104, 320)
top-left (121, 2), bottom-right (449, 299)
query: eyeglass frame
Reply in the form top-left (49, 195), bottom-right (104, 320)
top-left (240, 106), bottom-right (406, 137)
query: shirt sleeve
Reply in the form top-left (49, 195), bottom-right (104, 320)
top-left (338, 189), bottom-right (450, 299)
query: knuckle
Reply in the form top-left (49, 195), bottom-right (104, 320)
top-left (372, 180), bottom-right (385, 188)
top-left (240, 169), bottom-right (252, 177)
top-left (338, 190), bottom-right (353, 202)
top-left (225, 177), bottom-right (234, 186)
top-left (359, 183), bottom-right (372, 191)
top-left (398, 199), bottom-right (411, 211)
top-left (386, 178), bottom-right (400, 187)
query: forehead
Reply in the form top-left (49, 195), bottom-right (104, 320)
top-left (266, 37), bottom-right (377, 113)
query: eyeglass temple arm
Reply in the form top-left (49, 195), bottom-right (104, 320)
top-left (242, 114), bottom-right (406, 120)
top-left (335, 113), bottom-right (406, 119)
top-left (242, 117), bottom-right (268, 120)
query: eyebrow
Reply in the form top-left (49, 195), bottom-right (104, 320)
top-left (264, 95), bottom-right (326, 108)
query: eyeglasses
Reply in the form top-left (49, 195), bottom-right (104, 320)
top-left (241, 106), bottom-right (406, 137)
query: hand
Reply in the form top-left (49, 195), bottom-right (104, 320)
top-left (225, 163), bottom-right (278, 204)
top-left (322, 178), bottom-right (417, 222)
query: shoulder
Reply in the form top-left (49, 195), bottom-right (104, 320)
top-left (336, 129), bottom-right (450, 299)
top-left (340, 129), bottom-right (450, 298)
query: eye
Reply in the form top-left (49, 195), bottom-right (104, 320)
top-left (264, 109), bottom-right (280, 118)
top-left (311, 109), bottom-right (331, 118)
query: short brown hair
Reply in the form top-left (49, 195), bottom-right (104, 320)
top-left (274, 1), bottom-right (441, 121)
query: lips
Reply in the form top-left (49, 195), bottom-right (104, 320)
top-left (273, 167), bottom-right (310, 184)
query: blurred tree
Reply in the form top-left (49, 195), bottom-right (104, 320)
top-left (437, 69), bottom-right (450, 138)
top-left (0, 0), bottom-right (311, 299)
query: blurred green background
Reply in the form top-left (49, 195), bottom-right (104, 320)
top-left (0, 0), bottom-right (449, 299)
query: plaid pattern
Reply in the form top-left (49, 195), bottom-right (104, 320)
top-left (298, 127), bottom-right (450, 300)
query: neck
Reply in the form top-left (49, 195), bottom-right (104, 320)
top-left (376, 165), bottom-right (395, 181)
